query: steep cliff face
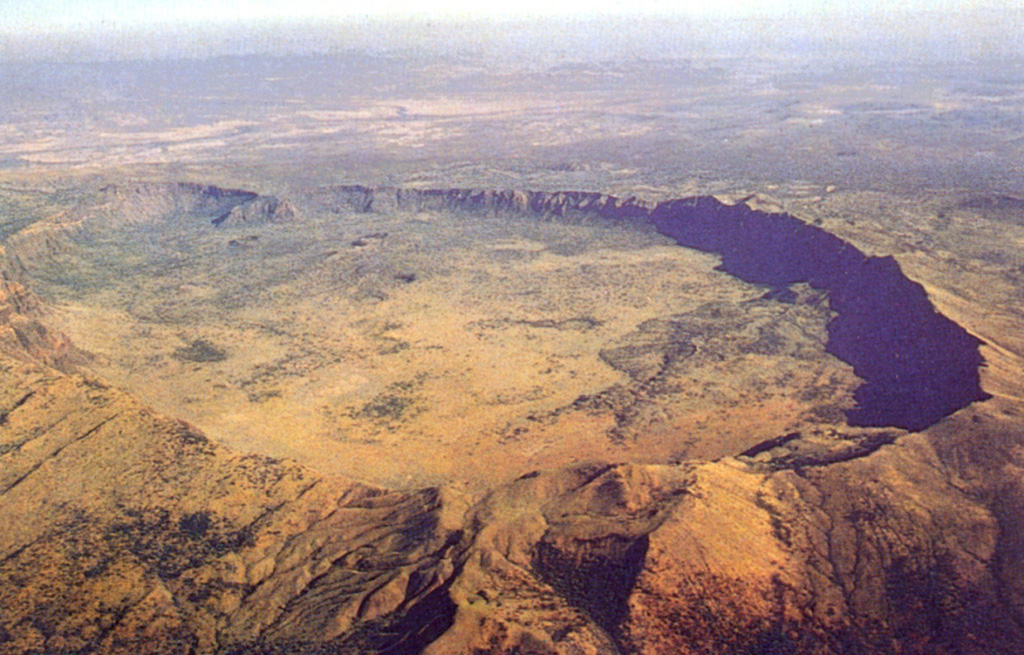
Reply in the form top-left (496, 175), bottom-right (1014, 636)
top-left (648, 198), bottom-right (989, 432)
top-left (96, 182), bottom-right (303, 230)
top-left (322, 186), bottom-right (989, 433)
top-left (99, 183), bottom-right (260, 228)
top-left (323, 185), bottom-right (654, 223)
top-left (424, 439), bottom-right (1023, 655)
top-left (212, 196), bottom-right (297, 227)
top-left (1, 183), bottom-right (292, 279)
top-left (0, 280), bottom-right (77, 370)
top-left (0, 246), bottom-right (78, 371)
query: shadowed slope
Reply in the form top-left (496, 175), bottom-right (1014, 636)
top-left (648, 197), bottom-right (989, 431)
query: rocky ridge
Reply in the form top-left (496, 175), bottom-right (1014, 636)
top-left (212, 196), bottom-right (297, 227)
top-left (3, 183), bottom-right (292, 278)
top-left (0, 351), bottom-right (467, 655)
top-left (0, 246), bottom-right (78, 371)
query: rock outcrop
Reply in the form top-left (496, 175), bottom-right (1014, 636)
top-left (97, 182), bottom-right (298, 229)
top-left (0, 247), bottom-right (78, 371)
top-left (212, 197), bottom-right (297, 227)
top-left (0, 280), bottom-right (77, 370)
top-left (2, 183), bottom-right (295, 281)
top-left (322, 185), bottom-right (653, 224)
top-left (427, 446), bottom-right (1023, 654)
top-left (99, 183), bottom-right (260, 228)
top-left (648, 197), bottom-right (989, 432)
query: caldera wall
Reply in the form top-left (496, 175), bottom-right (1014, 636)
top-left (649, 197), bottom-right (989, 432)
top-left (324, 185), bottom-right (989, 432)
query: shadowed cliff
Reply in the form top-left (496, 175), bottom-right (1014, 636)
top-left (648, 197), bottom-right (989, 431)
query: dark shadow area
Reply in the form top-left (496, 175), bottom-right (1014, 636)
top-left (221, 584), bottom-right (458, 655)
top-left (650, 197), bottom-right (990, 431)
top-left (739, 432), bottom-right (801, 458)
top-left (533, 534), bottom-right (650, 644)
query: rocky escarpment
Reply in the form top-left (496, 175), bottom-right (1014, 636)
top-left (0, 182), bottom-right (298, 369)
top-left (0, 279), bottom-right (78, 370)
top-left (99, 182), bottom-right (261, 227)
top-left (322, 185), bottom-right (654, 224)
top-left (212, 196), bottom-right (297, 227)
top-left (0, 247), bottom-right (78, 371)
top-left (321, 185), bottom-right (989, 433)
top-left (648, 197), bottom-right (989, 432)
top-left (425, 443), bottom-right (1024, 654)
top-left (2, 183), bottom-right (294, 275)
top-left (1, 183), bottom-right (297, 298)
top-left (98, 182), bottom-right (297, 229)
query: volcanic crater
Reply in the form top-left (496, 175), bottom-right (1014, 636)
top-left (0, 179), bottom-right (1016, 655)
top-left (10, 181), bottom-right (990, 488)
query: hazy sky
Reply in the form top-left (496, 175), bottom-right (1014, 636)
top-left (1, 0), bottom-right (1018, 63)
top-left (1, 0), bottom-right (1005, 33)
